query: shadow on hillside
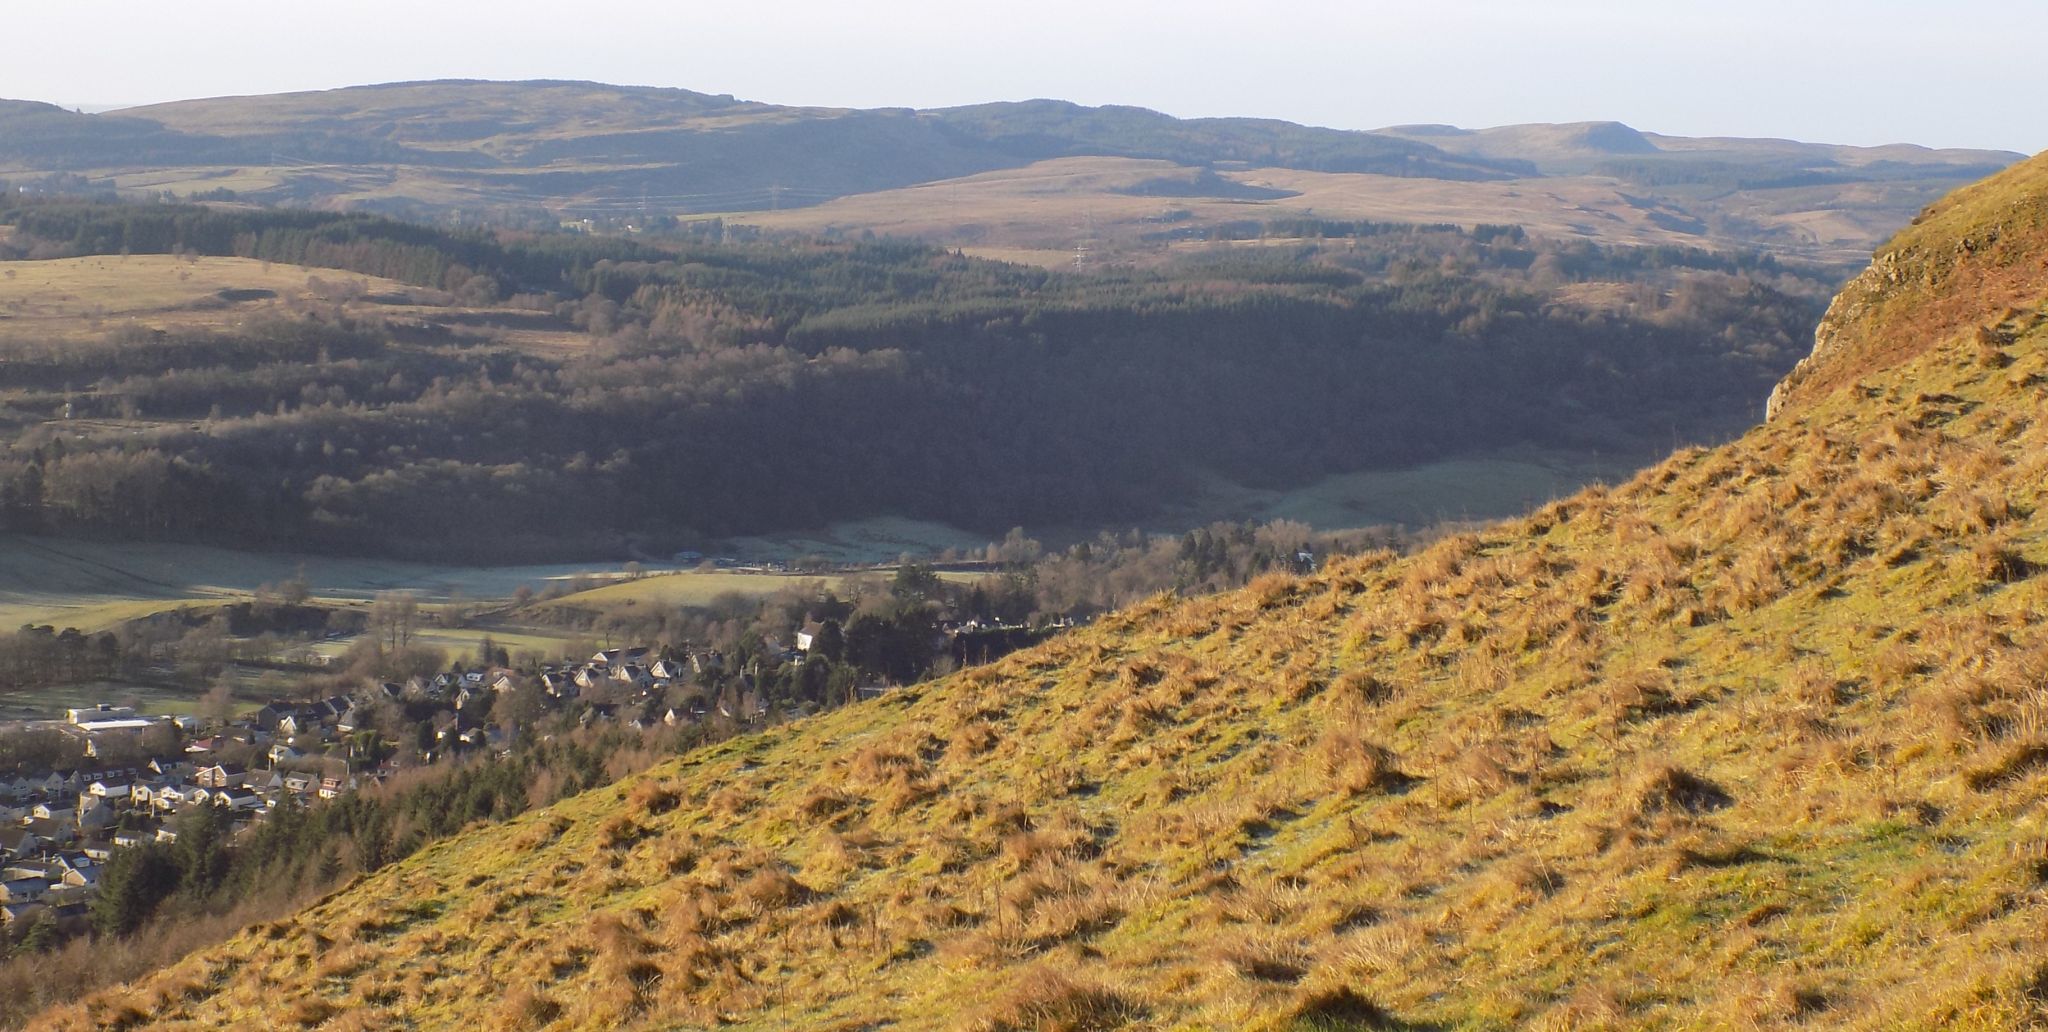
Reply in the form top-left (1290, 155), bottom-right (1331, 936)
top-left (1287, 988), bottom-right (1443, 1031)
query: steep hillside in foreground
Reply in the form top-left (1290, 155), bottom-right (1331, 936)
top-left (40, 154), bottom-right (2048, 1031)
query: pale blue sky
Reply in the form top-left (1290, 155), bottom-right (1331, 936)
top-left (7, 0), bottom-right (2039, 153)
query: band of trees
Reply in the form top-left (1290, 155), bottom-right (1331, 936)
top-left (0, 199), bottom-right (1832, 560)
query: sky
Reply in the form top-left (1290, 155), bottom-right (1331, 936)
top-left (5, 0), bottom-right (2039, 154)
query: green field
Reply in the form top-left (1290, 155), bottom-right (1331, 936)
top-left (0, 680), bottom-right (212, 721)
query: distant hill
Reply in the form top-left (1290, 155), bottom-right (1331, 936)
top-left (0, 80), bottom-right (2021, 261)
top-left (35, 151), bottom-right (2048, 1031)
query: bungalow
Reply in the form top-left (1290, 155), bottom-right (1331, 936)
top-left (572, 666), bottom-right (609, 691)
top-left (61, 866), bottom-right (99, 891)
top-left (611, 664), bottom-right (653, 688)
top-left (78, 839), bottom-right (112, 862)
top-left (1, 863), bottom-right (54, 883)
top-left (0, 878), bottom-right (49, 904)
top-left (649, 658), bottom-right (690, 681)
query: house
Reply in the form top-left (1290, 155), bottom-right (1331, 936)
top-left (335, 705), bottom-right (364, 733)
top-left (283, 773), bottom-right (314, 795)
top-left (88, 779), bottom-right (131, 800)
top-left (539, 672), bottom-right (577, 698)
top-left (591, 647), bottom-right (649, 669)
top-left (26, 819), bottom-right (73, 846)
top-left (0, 827), bottom-right (39, 860)
top-left (196, 762), bottom-right (247, 789)
top-left (795, 620), bottom-right (825, 652)
top-left (60, 866), bottom-right (99, 891)
top-left (77, 799), bottom-right (115, 831)
top-left (152, 785), bottom-right (189, 810)
top-left (612, 664), bottom-right (653, 688)
top-left (214, 787), bottom-right (262, 811)
top-left (155, 827), bottom-right (179, 844)
top-left (147, 757), bottom-right (191, 780)
top-left (0, 902), bottom-right (39, 927)
top-left (572, 666), bottom-right (609, 691)
top-left (78, 839), bottom-right (112, 862)
top-left (269, 743), bottom-right (305, 766)
top-left (112, 829), bottom-right (147, 850)
top-left (690, 651), bottom-right (724, 675)
top-left (649, 658), bottom-right (690, 681)
top-left (0, 878), bottom-right (50, 904)
top-left (317, 777), bottom-right (349, 800)
top-left (489, 671), bottom-right (524, 693)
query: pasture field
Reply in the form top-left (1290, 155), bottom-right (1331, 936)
top-left (0, 255), bottom-right (413, 338)
top-left (535, 568), bottom-right (988, 614)
top-left (0, 253), bottom-right (589, 355)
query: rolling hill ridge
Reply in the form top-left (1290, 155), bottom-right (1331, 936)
top-left (0, 80), bottom-right (2021, 261)
top-left (31, 152), bottom-right (2048, 1030)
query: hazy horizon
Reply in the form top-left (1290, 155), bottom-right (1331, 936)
top-left (8, 0), bottom-right (2044, 154)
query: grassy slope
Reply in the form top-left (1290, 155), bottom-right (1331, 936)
top-left (41, 160), bottom-right (2048, 1031)
top-left (1770, 149), bottom-right (2048, 416)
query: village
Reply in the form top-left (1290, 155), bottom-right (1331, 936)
top-left (0, 640), bottom-right (787, 935)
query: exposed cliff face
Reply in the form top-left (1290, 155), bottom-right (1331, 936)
top-left (1768, 149), bottom-right (2048, 420)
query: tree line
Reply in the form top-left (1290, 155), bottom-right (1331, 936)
top-left (0, 197), bottom-right (1832, 560)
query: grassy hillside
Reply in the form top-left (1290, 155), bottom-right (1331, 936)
top-left (33, 155), bottom-right (2048, 1030)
